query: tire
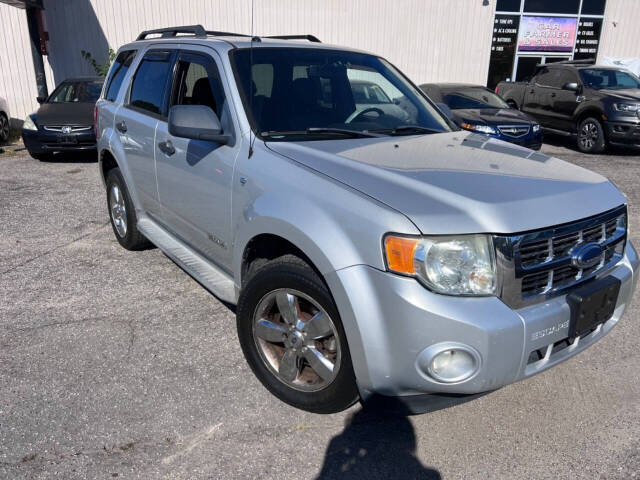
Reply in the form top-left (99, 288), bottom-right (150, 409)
top-left (0, 113), bottom-right (9, 143)
top-left (105, 168), bottom-right (151, 250)
top-left (506, 100), bottom-right (518, 110)
top-left (577, 116), bottom-right (606, 153)
top-left (237, 254), bottom-right (359, 413)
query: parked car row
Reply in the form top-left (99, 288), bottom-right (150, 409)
top-left (89, 25), bottom-right (637, 413)
top-left (12, 56), bottom-right (640, 158)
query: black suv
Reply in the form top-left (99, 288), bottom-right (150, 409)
top-left (496, 61), bottom-right (640, 153)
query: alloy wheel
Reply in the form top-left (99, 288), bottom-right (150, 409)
top-left (109, 184), bottom-right (127, 237)
top-left (252, 289), bottom-right (341, 392)
top-left (579, 121), bottom-right (599, 151)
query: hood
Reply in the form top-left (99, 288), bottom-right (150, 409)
top-left (266, 132), bottom-right (625, 235)
top-left (451, 108), bottom-right (535, 126)
top-left (597, 88), bottom-right (640, 101)
top-left (35, 102), bottom-right (95, 126)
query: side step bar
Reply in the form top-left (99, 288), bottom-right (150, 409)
top-left (137, 216), bottom-right (236, 304)
top-left (541, 126), bottom-right (574, 137)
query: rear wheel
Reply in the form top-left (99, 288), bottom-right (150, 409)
top-left (0, 113), bottom-right (9, 143)
top-left (105, 168), bottom-right (151, 250)
top-left (237, 255), bottom-right (359, 413)
top-left (577, 117), bottom-right (606, 153)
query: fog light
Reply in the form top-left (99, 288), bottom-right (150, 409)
top-left (417, 343), bottom-right (480, 383)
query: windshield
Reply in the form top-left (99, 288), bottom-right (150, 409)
top-left (231, 48), bottom-right (452, 140)
top-left (48, 81), bottom-right (103, 103)
top-left (579, 69), bottom-right (640, 90)
top-left (442, 87), bottom-right (510, 110)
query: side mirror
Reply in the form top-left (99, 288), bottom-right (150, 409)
top-left (563, 82), bottom-right (580, 93)
top-left (168, 105), bottom-right (230, 145)
top-left (36, 96), bottom-right (46, 104)
top-left (436, 102), bottom-right (454, 120)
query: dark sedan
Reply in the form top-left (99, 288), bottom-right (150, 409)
top-left (22, 77), bottom-right (103, 160)
top-left (420, 83), bottom-right (543, 150)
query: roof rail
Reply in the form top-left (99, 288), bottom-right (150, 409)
top-left (136, 25), bottom-right (206, 41)
top-left (266, 35), bottom-right (321, 43)
top-left (206, 30), bottom-right (252, 38)
top-left (536, 58), bottom-right (596, 68)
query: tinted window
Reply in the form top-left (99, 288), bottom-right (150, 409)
top-left (556, 69), bottom-right (579, 87)
top-left (581, 0), bottom-right (606, 15)
top-left (534, 67), bottom-right (563, 87)
top-left (442, 88), bottom-right (510, 109)
top-left (579, 69), bottom-right (640, 90)
top-left (524, 0), bottom-right (579, 14)
top-left (496, 0), bottom-right (522, 11)
top-left (129, 51), bottom-right (173, 115)
top-left (105, 50), bottom-right (137, 102)
top-left (171, 52), bottom-right (232, 133)
top-left (231, 48), bottom-right (451, 139)
top-left (48, 80), bottom-right (103, 103)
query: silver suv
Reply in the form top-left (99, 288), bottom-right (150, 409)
top-left (96, 26), bottom-right (639, 413)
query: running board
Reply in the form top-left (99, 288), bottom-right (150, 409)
top-left (541, 126), bottom-right (574, 137)
top-left (137, 216), bottom-right (236, 304)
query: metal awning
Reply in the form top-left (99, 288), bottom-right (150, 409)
top-left (0, 0), bottom-right (43, 8)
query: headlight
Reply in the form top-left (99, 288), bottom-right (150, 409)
top-left (384, 234), bottom-right (497, 295)
top-left (532, 123), bottom-right (540, 132)
top-left (460, 122), bottom-right (497, 135)
top-left (612, 103), bottom-right (640, 115)
top-left (22, 114), bottom-right (37, 131)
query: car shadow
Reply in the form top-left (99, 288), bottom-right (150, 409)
top-left (315, 397), bottom-right (441, 480)
top-left (543, 131), bottom-right (640, 156)
top-left (29, 150), bottom-right (98, 163)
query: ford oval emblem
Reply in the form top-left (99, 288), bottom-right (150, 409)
top-left (571, 242), bottom-right (603, 269)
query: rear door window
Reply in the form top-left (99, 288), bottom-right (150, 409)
top-left (129, 50), bottom-right (174, 117)
top-left (104, 50), bottom-right (137, 102)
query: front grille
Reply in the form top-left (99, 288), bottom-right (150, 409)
top-left (43, 125), bottom-right (92, 132)
top-left (498, 124), bottom-right (530, 138)
top-left (495, 206), bottom-right (627, 308)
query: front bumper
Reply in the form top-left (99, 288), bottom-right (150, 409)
top-left (22, 128), bottom-right (96, 154)
top-left (327, 240), bottom-right (638, 401)
top-left (494, 130), bottom-right (543, 150)
top-left (604, 118), bottom-right (640, 146)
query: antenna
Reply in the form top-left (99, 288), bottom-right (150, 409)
top-left (248, 0), bottom-right (256, 159)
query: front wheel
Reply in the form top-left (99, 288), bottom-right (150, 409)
top-left (577, 117), bottom-right (606, 153)
top-left (0, 113), bottom-right (9, 143)
top-left (236, 255), bottom-right (359, 413)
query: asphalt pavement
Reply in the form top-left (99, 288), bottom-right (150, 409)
top-left (1, 138), bottom-right (639, 479)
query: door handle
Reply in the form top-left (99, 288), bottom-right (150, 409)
top-left (550, 92), bottom-right (556, 98)
top-left (158, 140), bottom-right (175, 156)
top-left (116, 121), bottom-right (127, 133)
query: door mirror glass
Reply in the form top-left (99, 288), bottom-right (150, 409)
top-left (563, 82), bottom-right (580, 92)
top-left (168, 105), bottom-right (229, 144)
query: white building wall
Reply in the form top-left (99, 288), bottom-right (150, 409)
top-left (1, 0), bottom-right (497, 120)
top-left (2, 0), bottom-right (637, 121)
top-left (0, 3), bottom-right (41, 123)
top-left (598, 0), bottom-right (640, 60)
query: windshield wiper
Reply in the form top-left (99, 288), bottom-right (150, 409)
top-left (261, 128), bottom-right (382, 139)
top-left (371, 125), bottom-right (443, 136)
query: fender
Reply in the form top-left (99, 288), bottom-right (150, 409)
top-left (231, 147), bottom-right (420, 289)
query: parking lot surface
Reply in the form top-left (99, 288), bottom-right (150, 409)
top-left (1, 140), bottom-right (639, 479)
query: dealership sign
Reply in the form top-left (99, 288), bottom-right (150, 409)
top-left (518, 16), bottom-right (578, 52)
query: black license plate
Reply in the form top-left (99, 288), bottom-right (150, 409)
top-left (57, 135), bottom-right (78, 145)
top-left (567, 276), bottom-right (621, 338)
